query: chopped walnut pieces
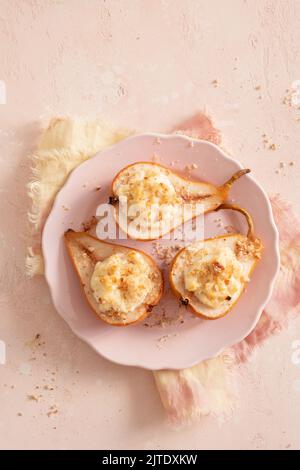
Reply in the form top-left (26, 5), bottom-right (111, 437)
top-left (235, 238), bottom-right (262, 260)
top-left (211, 261), bottom-right (225, 274)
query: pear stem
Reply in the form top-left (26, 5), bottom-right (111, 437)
top-left (221, 169), bottom-right (251, 193)
top-left (216, 203), bottom-right (255, 240)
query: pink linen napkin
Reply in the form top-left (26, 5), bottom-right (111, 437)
top-left (153, 114), bottom-right (300, 423)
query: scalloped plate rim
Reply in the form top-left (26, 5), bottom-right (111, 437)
top-left (42, 133), bottom-right (280, 370)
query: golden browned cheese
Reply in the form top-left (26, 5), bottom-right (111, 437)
top-left (115, 166), bottom-right (181, 206)
top-left (90, 251), bottom-right (153, 314)
top-left (183, 246), bottom-right (249, 308)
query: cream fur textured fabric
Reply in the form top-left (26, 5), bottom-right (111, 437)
top-left (26, 118), bottom-right (131, 276)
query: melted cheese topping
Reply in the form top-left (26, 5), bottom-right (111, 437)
top-left (184, 246), bottom-right (248, 308)
top-left (115, 166), bottom-right (184, 236)
top-left (116, 167), bottom-right (181, 206)
top-left (90, 251), bottom-right (153, 314)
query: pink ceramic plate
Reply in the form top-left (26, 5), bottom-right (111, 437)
top-left (42, 134), bottom-right (280, 370)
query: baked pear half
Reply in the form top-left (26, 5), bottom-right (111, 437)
top-left (64, 230), bottom-right (163, 326)
top-left (110, 162), bottom-right (250, 240)
top-left (169, 204), bottom-right (263, 320)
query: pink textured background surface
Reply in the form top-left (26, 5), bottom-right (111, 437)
top-left (0, 0), bottom-right (300, 450)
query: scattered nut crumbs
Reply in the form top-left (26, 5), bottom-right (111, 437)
top-left (26, 333), bottom-right (45, 351)
top-left (27, 394), bottom-right (40, 402)
top-left (211, 79), bottom-right (219, 87)
top-left (81, 215), bottom-right (98, 232)
top-left (185, 163), bottom-right (198, 176)
top-left (282, 89), bottom-right (292, 107)
top-left (23, 334), bottom-right (65, 420)
top-left (254, 85), bottom-right (261, 91)
top-left (152, 242), bottom-right (181, 266)
top-left (143, 307), bottom-right (184, 328)
top-left (282, 88), bottom-right (300, 109)
top-left (156, 333), bottom-right (179, 349)
top-left (47, 405), bottom-right (59, 418)
top-left (262, 134), bottom-right (277, 150)
top-left (275, 160), bottom-right (295, 175)
top-left (213, 217), bottom-right (223, 228)
top-left (44, 385), bottom-right (54, 391)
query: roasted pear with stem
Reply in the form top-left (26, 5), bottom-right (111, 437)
top-left (169, 204), bottom-right (263, 320)
top-left (111, 162), bottom-right (250, 240)
top-left (64, 230), bottom-right (163, 326)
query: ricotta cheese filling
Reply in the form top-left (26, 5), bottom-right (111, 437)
top-left (90, 251), bottom-right (153, 314)
top-left (115, 167), bottom-right (184, 234)
top-left (116, 167), bottom-right (180, 206)
top-left (183, 246), bottom-right (248, 308)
